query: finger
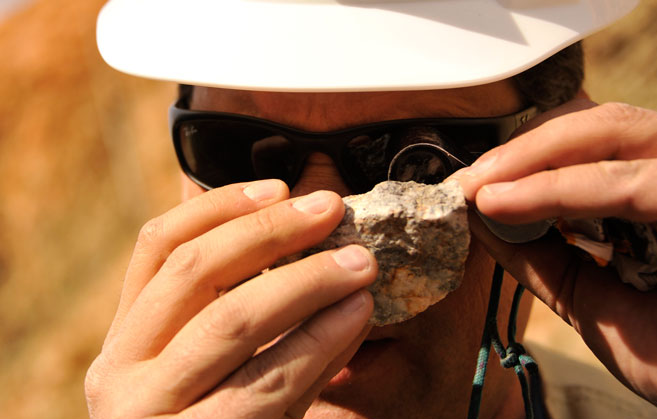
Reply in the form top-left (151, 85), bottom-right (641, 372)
top-left (469, 212), bottom-right (657, 401)
top-left (189, 290), bottom-right (373, 419)
top-left (112, 190), bottom-right (348, 359)
top-left (474, 159), bottom-right (657, 223)
top-left (285, 325), bottom-right (372, 419)
top-left (143, 246), bottom-right (377, 411)
top-left (107, 180), bottom-right (289, 344)
top-left (126, 180), bottom-right (288, 301)
top-left (456, 102), bottom-right (657, 201)
top-left (509, 97), bottom-right (598, 139)
top-left (471, 210), bottom-right (653, 327)
top-left (468, 210), bottom-right (580, 319)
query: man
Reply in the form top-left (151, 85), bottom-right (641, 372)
top-left (87, 1), bottom-right (657, 418)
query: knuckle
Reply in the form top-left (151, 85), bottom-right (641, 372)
top-left (545, 168), bottom-right (565, 196)
top-left (202, 296), bottom-right (256, 342)
top-left (136, 216), bottom-right (166, 248)
top-left (628, 160), bottom-right (657, 217)
top-left (238, 322), bottom-right (332, 405)
top-left (242, 354), bottom-right (288, 396)
top-left (84, 357), bottom-right (105, 402)
top-left (599, 159), bottom-right (640, 182)
top-left (546, 168), bottom-right (572, 213)
top-left (295, 322), bottom-right (331, 359)
top-left (599, 160), bottom-right (642, 214)
top-left (85, 355), bottom-right (157, 419)
top-left (597, 102), bottom-right (643, 126)
top-left (592, 103), bottom-right (657, 159)
top-left (164, 240), bottom-right (203, 276)
top-left (85, 355), bottom-right (126, 418)
top-left (250, 208), bottom-right (280, 238)
top-left (202, 189), bottom-right (229, 216)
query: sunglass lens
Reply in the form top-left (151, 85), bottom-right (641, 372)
top-left (387, 143), bottom-right (452, 184)
top-left (178, 120), bottom-right (256, 187)
top-left (251, 135), bottom-right (298, 185)
top-left (178, 120), bottom-right (300, 189)
top-left (341, 133), bottom-right (392, 192)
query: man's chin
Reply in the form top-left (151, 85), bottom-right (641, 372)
top-left (314, 334), bottom-right (419, 419)
top-left (326, 338), bottom-right (398, 388)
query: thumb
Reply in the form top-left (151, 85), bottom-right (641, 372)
top-left (468, 210), bottom-right (579, 323)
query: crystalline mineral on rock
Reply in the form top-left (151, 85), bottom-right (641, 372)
top-left (280, 180), bottom-right (470, 326)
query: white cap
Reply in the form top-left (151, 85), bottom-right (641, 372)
top-left (96, 0), bottom-right (638, 92)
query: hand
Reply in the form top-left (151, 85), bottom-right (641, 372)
top-left (85, 180), bottom-right (377, 419)
top-left (453, 99), bottom-right (657, 405)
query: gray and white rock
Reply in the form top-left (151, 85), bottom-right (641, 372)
top-left (280, 180), bottom-right (470, 326)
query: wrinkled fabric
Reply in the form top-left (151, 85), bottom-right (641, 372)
top-left (557, 219), bottom-right (657, 291)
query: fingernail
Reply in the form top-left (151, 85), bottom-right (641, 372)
top-left (481, 181), bottom-right (516, 196)
top-left (332, 245), bottom-right (370, 271)
top-left (243, 180), bottom-right (280, 202)
top-left (462, 153), bottom-right (498, 177)
top-left (293, 191), bottom-right (331, 214)
top-left (338, 290), bottom-right (368, 315)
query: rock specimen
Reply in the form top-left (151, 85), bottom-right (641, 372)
top-left (282, 180), bottom-right (470, 326)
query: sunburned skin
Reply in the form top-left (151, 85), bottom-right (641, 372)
top-left (181, 84), bottom-right (532, 419)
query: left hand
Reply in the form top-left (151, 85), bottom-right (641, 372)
top-left (452, 99), bottom-right (657, 405)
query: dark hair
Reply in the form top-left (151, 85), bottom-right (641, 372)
top-left (512, 42), bottom-right (584, 111)
top-left (178, 42), bottom-right (584, 112)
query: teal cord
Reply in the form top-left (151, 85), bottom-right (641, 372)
top-left (467, 263), bottom-right (546, 419)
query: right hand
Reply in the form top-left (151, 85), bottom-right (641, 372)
top-left (84, 179), bottom-right (377, 419)
top-left (453, 100), bottom-right (657, 405)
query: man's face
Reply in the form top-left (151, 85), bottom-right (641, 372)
top-left (182, 84), bottom-right (534, 419)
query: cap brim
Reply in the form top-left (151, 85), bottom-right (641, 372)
top-left (96, 0), bottom-right (638, 92)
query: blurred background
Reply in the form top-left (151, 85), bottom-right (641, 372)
top-left (0, 1), bottom-right (655, 418)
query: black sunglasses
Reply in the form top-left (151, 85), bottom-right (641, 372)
top-left (169, 99), bottom-right (537, 193)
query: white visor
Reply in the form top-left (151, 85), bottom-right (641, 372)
top-left (96, 0), bottom-right (638, 92)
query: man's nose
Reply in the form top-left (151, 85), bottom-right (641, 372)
top-left (290, 152), bottom-right (352, 198)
